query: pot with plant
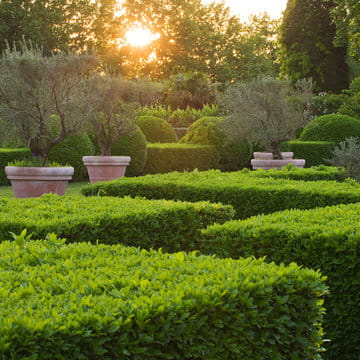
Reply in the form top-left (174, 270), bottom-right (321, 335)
top-left (0, 42), bottom-right (99, 197)
top-left (221, 77), bottom-right (313, 170)
top-left (83, 75), bottom-right (161, 183)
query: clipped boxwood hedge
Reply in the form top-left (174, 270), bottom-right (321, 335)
top-left (200, 202), bottom-right (360, 360)
top-left (0, 148), bottom-right (31, 185)
top-left (0, 238), bottom-right (326, 359)
top-left (243, 165), bottom-right (346, 181)
top-left (280, 141), bottom-right (336, 167)
top-left (136, 115), bottom-right (178, 143)
top-left (81, 170), bottom-right (360, 219)
top-left (0, 195), bottom-right (234, 252)
top-left (143, 143), bottom-right (220, 174)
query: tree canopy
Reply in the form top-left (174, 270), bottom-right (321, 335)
top-left (280, 0), bottom-right (349, 93)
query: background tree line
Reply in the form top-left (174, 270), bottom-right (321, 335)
top-left (0, 0), bottom-right (359, 93)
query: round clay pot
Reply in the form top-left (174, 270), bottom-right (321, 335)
top-left (280, 152), bottom-right (294, 159)
top-left (83, 156), bottom-right (131, 183)
top-left (5, 166), bottom-right (74, 198)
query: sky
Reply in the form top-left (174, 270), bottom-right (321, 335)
top-left (201, 0), bottom-right (288, 21)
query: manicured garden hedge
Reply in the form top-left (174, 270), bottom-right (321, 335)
top-left (244, 165), bottom-right (346, 181)
top-left (280, 141), bottom-right (336, 167)
top-left (0, 148), bottom-right (31, 185)
top-left (0, 238), bottom-right (326, 359)
top-left (143, 143), bottom-right (219, 174)
top-left (0, 195), bottom-right (234, 252)
top-left (200, 202), bottom-right (360, 360)
top-left (81, 170), bottom-right (360, 219)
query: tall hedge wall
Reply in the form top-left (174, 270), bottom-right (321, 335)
top-left (0, 148), bottom-right (31, 185)
top-left (200, 202), bottom-right (360, 360)
top-left (143, 143), bottom-right (219, 174)
top-left (81, 170), bottom-right (360, 219)
top-left (0, 195), bottom-right (234, 252)
top-left (0, 238), bottom-right (326, 359)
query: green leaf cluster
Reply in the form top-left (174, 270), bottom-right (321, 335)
top-left (200, 202), bottom-right (360, 359)
top-left (0, 195), bottom-right (234, 252)
top-left (136, 116), bottom-right (178, 143)
top-left (143, 143), bottom-right (220, 174)
top-left (0, 148), bottom-right (31, 186)
top-left (0, 238), bottom-right (326, 359)
top-left (81, 169), bottom-right (360, 219)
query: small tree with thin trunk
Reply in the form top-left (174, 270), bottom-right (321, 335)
top-left (86, 75), bottom-right (162, 156)
top-left (221, 77), bottom-right (313, 159)
top-left (0, 42), bottom-right (99, 165)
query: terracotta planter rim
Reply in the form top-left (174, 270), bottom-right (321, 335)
top-left (5, 166), bottom-right (74, 179)
top-left (82, 156), bottom-right (131, 166)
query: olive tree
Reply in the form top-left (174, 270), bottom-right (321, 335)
top-left (221, 77), bottom-right (313, 159)
top-left (86, 76), bottom-right (162, 156)
top-left (0, 43), bottom-right (98, 164)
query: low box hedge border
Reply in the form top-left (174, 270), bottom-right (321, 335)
top-left (0, 195), bottom-right (234, 252)
top-left (0, 237), bottom-right (327, 359)
top-left (200, 202), bottom-right (360, 360)
top-left (81, 170), bottom-right (360, 219)
top-left (143, 143), bottom-right (220, 174)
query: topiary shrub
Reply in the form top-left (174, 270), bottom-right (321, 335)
top-left (48, 134), bottom-right (95, 181)
top-left (136, 115), bottom-right (178, 143)
top-left (111, 126), bottom-right (147, 176)
top-left (299, 114), bottom-right (360, 143)
top-left (181, 117), bottom-right (252, 170)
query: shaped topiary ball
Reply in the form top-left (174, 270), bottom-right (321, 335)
top-left (181, 116), bottom-right (252, 171)
top-left (299, 114), bottom-right (360, 143)
top-left (111, 126), bottom-right (148, 176)
top-left (136, 115), bottom-right (178, 143)
top-left (48, 134), bottom-right (95, 181)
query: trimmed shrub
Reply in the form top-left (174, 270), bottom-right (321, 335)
top-left (243, 164), bottom-right (346, 181)
top-left (143, 143), bottom-right (220, 174)
top-left (280, 141), bottom-right (337, 167)
top-left (0, 148), bottom-right (31, 185)
top-left (111, 126), bottom-right (148, 176)
top-left (0, 195), bottom-right (234, 252)
top-left (181, 117), bottom-right (252, 171)
top-left (0, 238), bottom-right (326, 359)
top-left (311, 93), bottom-right (348, 117)
top-left (299, 114), bottom-right (360, 143)
top-left (81, 170), bottom-right (360, 219)
top-left (48, 134), bottom-right (95, 181)
top-left (200, 202), bottom-right (360, 360)
top-left (136, 115), bottom-right (178, 143)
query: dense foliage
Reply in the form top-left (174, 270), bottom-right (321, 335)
top-left (48, 134), bottom-right (95, 180)
top-left (181, 117), bottom-right (252, 170)
top-left (81, 169), bottom-right (360, 219)
top-left (136, 116), bottom-right (178, 143)
top-left (143, 143), bottom-right (219, 174)
top-left (0, 148), bottom-right (31, 185)
top-left (0, 237), bottom-right (326, 359)
top-left (280, 0), bottom-right (348, 92)
top-left (221, 77), bottom-right (313, 158)
top-left (110, 126), bottom-right (148, 176)
top-left (0, 195), bottom-right (234, 252)
top-left (299, 114), bottom-right (360, 142)
top-left (200, 202), bottom-right (360, 359)
top-left (280, 141), bottom-right (337, 167)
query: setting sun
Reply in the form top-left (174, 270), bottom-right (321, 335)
top-left (125, 27), bottom-right (159, 47)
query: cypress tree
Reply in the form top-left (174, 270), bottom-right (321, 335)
top-left (280, 0), bottom-right (348, 93)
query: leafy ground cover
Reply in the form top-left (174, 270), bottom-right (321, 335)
top-left (0, 236), bottom-right (326, 359)
top-left (200, 202), bottom-right (360, 360)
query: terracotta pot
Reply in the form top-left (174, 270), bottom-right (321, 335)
top-left (83, 156), bottom-right (131, 183)
top-left (5, 166), bottom-right (74, 198)
top-left (253, 152), bottom-right (273, 160)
